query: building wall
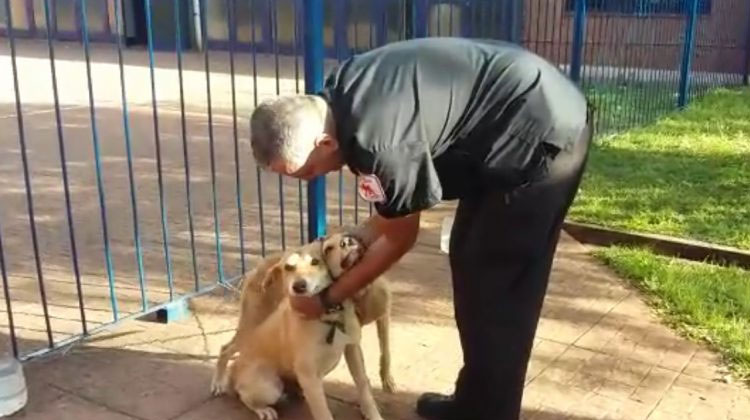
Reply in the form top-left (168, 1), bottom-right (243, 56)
top-left (522, 0), bottom-right (749, 74)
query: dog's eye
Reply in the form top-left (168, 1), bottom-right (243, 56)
top-left (284, 264), bottom-right (295, 272)
top-left (339, 240), bottom-right (347, 248)
top-left (310, 258), bottom-right (320, 266)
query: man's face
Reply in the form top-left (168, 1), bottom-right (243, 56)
top-left (269, 135), bottom-right (343, 181)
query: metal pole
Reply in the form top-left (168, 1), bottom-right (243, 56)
top-left (304, 0), bottom-right (327, 241)
top-left (678, 0), bottom-right (700, 108)
top-left (570, 0), bottom-right (587, 83)
top-left (505, 0), bottom-right (522, 44)
top-left (743, 4), bottom-right (750, 85)
top-left (412, 0), bottom-right (427, 38)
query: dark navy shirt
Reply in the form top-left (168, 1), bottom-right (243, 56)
top-left (319, 37), bottom-right (589, 219)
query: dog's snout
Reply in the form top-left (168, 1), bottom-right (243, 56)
top-left (292, 280), bottom-right (308, 294)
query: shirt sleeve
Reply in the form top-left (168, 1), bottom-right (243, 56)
top-left (366, 143), bottom-right (443, 219)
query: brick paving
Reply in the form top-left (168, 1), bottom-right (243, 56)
top-left (10, 228), bottom-right (750, 420)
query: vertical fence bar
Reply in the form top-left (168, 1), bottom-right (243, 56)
top-left (250, 0), bottom-right (267, 257)
top-left (404, 0), bottom-right (414, 39)
top-left (144, 0), bottom-right (176, 298)
top-left (335, 0), bottom-right (344, 226)
top-left (412, 0), bottom-right (427, 38)
top-left (368, 0), bottom-right (376, 218)
top-left (112, 0), bottom-right (147, 309)
top-left (304, 0), bottom-right (327, 240)
top-left (198, 0), bottom-right (226, 281)
top-left (270, 1), bottom-right (287, 250)
top-left (0, 221), bottom-right (17, 357)
top-left (227, 0), bottom-right (247, 272)
top-left (503, 0), bottom-right (520, 43)
top-left (570, 0), bottom-right (586, 84)
top-left (42, 0), bottom-right (88, 330)
top-left (80, 0), bottom-right (119, 321)
top-left (5, 0), bottom-right (54, 346)
top-left (293, 0), bottom-right (305, 245)
top-left (174, 0), bottom-right (200, 291)
top-left (744, 4), bottom-right (750, 86)
top-left (678, 0), bottom-right (700, 108)
top-left (552, 0), bottom-right (564, 68)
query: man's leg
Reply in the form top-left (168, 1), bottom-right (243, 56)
top-left (417, 125), bottom-right (592, 420)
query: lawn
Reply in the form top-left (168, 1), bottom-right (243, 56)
top-left (596, 246), bottom-right (750, 382)
top-left (585, 82), bottom-right (678, 135)
top-left (574, 87), bottom-right (750, 383)
top-left (570, 87), bottom-right (750, 250)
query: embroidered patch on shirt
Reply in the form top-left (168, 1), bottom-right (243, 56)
top-left (358, 175), bottom-right (386, 203)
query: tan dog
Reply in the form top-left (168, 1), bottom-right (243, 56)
top-left (219, 244), bottom-right (384, 420)
top-left (211, 232), bottom-right (395, 396)
top-left (320, 233), bottom-right (395, 392)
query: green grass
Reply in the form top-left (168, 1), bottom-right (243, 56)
top-left (595, 246), bottom-right (750, 382)
top-left (585, 82), bottom-right (677, 134)
top-left (570, 87), bottom-right (750, 249)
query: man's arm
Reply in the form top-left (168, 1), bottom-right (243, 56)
top-left (328, 212), bottom-right (420, 304)
top-left (348, 213), bottom-right (398, 248)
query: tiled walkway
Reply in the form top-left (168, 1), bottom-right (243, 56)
top-left (11, 231), bottom-right (749, 420)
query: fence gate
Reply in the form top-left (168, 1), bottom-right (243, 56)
top-left (0, 0), bottom-right (748, 360)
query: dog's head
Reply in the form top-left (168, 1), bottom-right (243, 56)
top-left (320, 233), bottom-right (365, 278)
top-left (269, 250), bottom-right (332, 298)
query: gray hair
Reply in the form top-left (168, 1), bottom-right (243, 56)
top-left (250, 95), bottom-right (325, 168)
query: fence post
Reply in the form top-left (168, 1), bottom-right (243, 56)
top-left (504, 0), bottom-right (522, 44)
top-left (744, 6), bottom-right (750, 85)
top-left (570, 0), bottom-right (587, 84)
top-left (678, 0), bottom-right (700, 108)
top-left (412, 0), bottom-right (428, 38)
top-left (304, 0), bottom-right (327, 241)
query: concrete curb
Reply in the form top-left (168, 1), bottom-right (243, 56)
top-left (562, 221), bottom-right (750, 269)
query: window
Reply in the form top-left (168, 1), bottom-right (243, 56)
top-left (565, 0), bottom-right (712, 15)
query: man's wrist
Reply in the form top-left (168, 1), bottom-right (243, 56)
top-left (318, 287), bottom-right (341, 313)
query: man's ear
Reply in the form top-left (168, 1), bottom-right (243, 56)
top-left (314, 134), bottom-right (338, 151)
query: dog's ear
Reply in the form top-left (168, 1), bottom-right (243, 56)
top-left (261, 262), bottom-right (284, 292)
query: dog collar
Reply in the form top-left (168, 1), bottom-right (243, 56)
top-left (322, 319), bottom-right (346, 344)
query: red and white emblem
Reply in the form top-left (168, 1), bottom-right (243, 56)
top-left (358, 175), bottom-right (386, 203)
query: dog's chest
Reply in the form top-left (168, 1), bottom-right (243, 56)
top-left (315, 322), bottom-right (353, 374)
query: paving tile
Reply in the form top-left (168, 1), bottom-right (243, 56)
top-left (670, 373), bottom-right (740, 407)
top-left (609, 400), bottom-right (656, 420)
top-left (629, 367), bottom-right (680, 407)
top-left (681, 349), bottom-right (727, 381)
top-left (11, 393), bottom-right (139, 420)
top-left (35, 347), bottom-right (212, 420)
top-left (525, 339), bottom-right (570, 383)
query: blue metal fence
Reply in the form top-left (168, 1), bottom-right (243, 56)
top-left (0, 0), bottom-right (748, 360)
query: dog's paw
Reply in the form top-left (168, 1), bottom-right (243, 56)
top-left (252, 407), bottom-right (278, 420)
top-left (210, 374), bottom-right (230, 396)
top-left (381, 374), bottom-right (396, 394)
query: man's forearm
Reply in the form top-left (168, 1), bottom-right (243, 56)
top-left (349, 214), bottom-right (384, 247)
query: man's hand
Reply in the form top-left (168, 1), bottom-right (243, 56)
top-left (328, 212), bottom-right (420, 304)
top-left (290, 295), bottom-right (325, 319)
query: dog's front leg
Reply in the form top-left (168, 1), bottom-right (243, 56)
top-left (344, 344), bottom-right (384, 420)
top-left (211, 334), bottom-right (238, 395)
top-left (295, 362), bottom-right (334, 420)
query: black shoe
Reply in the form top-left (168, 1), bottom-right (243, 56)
top-left (416, 392), bottom-right (458, 420)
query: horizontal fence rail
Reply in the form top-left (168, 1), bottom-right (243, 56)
top-left (0, 0), bottom-right (748, 360)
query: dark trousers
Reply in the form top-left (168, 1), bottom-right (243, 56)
top-left (448, 121), bottom-right (593, 420)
